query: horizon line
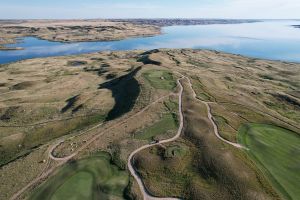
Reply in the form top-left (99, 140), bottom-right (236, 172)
top-left (0, 18), bottom-right (300, 21)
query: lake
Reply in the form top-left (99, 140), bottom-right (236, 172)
top-left (1, 20), bottom-right (300, 64)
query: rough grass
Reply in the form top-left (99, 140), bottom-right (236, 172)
top-left (0, 113), bottom-right (106, 166)
top-left (67, 60), bottom-right (88, 66)
top-left (238, 123), bottom-right (300, 200)
top-left (190, 77), bottom-right (214, 101)
top-left (212, 114), bottom-right (237, 142)
top-left (134, 79), bottom-right (278, 200)
top-left (2, 49), bottom-right (299, 199)
top-left (30, 152), bottom-right (129, 200)
top-left (143, 70), bottom-right (176, 91)
top-left (164, 144), bottom-right (188, 158)
top-left (264, 94), bottom-right (300, 123)
top-left (134, 141), bottom-right (197, 198)
top-left (187, 59), bottom-right (211, 68)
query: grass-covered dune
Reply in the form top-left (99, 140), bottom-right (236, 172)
top-left (1, 49), bottom-right (299, 199)
top-left (30, 152), bottom-right (129, 200)
top-left (238, 124), bottom-right (300, 200)
top-left (0, 51), bottom-right (141, 167)
top-left (99, 67), bottom-right (141, 121)
top-left (134, 79), bottom-right (278, 200)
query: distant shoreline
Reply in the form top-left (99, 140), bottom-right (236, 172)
top-left (0, 46), bottom-right (24, 51)
top-left (109, 18), bottom-right (260, 27)
top-left (0, 19), bottom-right (259, 50)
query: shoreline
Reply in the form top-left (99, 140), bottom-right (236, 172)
top-left (0, 19), bottom-right (161, 49)
top-left (0, 46), bottom-right (24, 51)
top-left (1, 47), bottom-right (300, 66)
top-left (0, 19), bottom-right (258, 50)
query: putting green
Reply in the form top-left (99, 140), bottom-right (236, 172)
top-left (143, 70), bottom-right (176, 90)
top-left (238, 124), bottom-right (300, 200)
top-left (30, 152), bottom-right (129, 200)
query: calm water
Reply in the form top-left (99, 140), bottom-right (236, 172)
top-left (1, 20), bottom-right (300, 64)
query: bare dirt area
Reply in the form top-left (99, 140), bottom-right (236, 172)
top-left (0, 49), bottom-right (299, 200)
top-left (0, 19), bottom-right (160, 49)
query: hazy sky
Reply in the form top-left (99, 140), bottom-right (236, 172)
top-left (0, 0), bottom-right (299, 19)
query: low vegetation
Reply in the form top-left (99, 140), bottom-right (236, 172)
top-left (190, 77), bottom-right (214, 101)
top-left (134, 141), bottom-right (193, 198)
top-left (0, 113), bottom-right (106, 166)
top-left (0, 51), bottom-right (140, 167)
top-left (1, 49), bottom-right (299, 200)
top-left (134, 79), bottom-right (279, 199)
top-left (164, 144), bottom-right (188, 158)
top-left (67, 60), bottom-right (88, 67)
top-left (238, 123), bottom-right (300, 200)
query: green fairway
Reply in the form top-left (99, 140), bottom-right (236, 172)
top-left (135, 113), bottom-right (178, 141)
top-left (238, 124), bottom-right (300, 200)
top-left (143, 70), bottom-right (176, 90)
top-left (30, 152), bottom-right (129, 200)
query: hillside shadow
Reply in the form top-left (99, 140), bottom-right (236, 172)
top-left (61, 95), bottom-right (79, 113)
top-left (99, 67), bottom-right (141, 121)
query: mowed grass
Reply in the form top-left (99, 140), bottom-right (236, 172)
top-left (135, 113), bottom-right (178, 141)
top-left (143, 70), bottom-right (176, 90)
top-left (30, 152), bottom-right (129, 200)
top-left (238, 124), bottom-right (300, 200)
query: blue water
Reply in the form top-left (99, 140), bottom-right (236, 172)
top-left (1, 20), bottom-right (300, 64)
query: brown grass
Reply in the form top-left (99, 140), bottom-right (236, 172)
top-left (1, 49), bottom-right (299, 199)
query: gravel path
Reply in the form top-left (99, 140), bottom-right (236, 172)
top-left (185, 77), bottom-right (246, 149)
top-left (127, 78), bottom-right (184, 200)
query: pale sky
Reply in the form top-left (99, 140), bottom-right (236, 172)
top-left (0, 0), bottom-right (299, 19)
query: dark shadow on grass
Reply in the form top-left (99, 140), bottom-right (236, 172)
top-left (137, 50), bottom-right (161, 65)
top-left (61, 95), bottom-right (79, 113)
top-left (99, 67), bottom-right (141, 121)
top-left (67, 60), bottom-right (87, 67)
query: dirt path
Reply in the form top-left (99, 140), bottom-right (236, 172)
top-left (49, 93), bottom-right (172, 161)
top-left (9, 160), bottom-right (66, 200)
top-left (127, 76), bottom-right (244, 200)
top-left (185, 77), bottom-right (246, 149)
top-left (12, 75), bottom-right (244, 200)
top-left (127, 78), bottom-right (184, 200)
top-left (10, 94), bottom-right (171, 200)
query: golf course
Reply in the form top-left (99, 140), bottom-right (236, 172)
top-left (30, 152), bottom-right (129, 200)
top-left (238, 124), bottom-right (300, 200)
top-left (1, 48), bottom-right (299, 200)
